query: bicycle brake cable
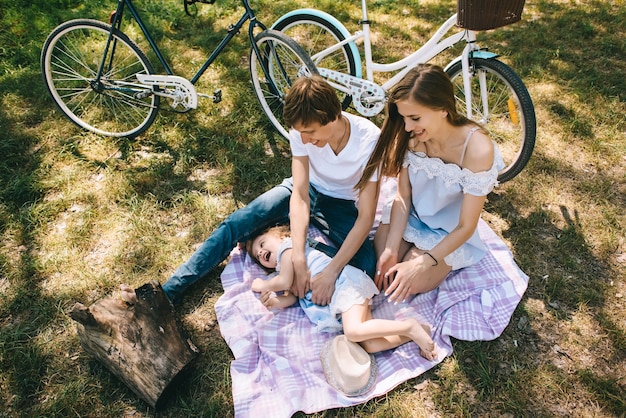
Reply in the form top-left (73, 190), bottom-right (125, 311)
top-left (184, 0), bottom-right (216, 17)
top-left (184, 0), bottom-right (197, 17)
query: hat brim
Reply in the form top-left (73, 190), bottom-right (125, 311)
top-left (320, 336), bottom-right (378, 397)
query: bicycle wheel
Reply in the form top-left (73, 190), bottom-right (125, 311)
top-left (41, 19), bottom-right (159, 138)
top-left (272, 11), bottom-right (360, 110)
top-left (250, 29), bottom-right (319, 140)
top-left (446, 58), bottom-right (536, 183)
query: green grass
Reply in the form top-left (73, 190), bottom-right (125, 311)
top-left (1, 0), bottom-right (625, 416)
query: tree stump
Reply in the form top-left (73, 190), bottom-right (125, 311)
top-left (70, 281), bottom-right (198, 409)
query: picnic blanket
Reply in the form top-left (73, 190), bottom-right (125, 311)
top-left (214, 178), bottom-right (528, 417)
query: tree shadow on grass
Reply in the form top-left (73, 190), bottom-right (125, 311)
top-left (437, 142), bottom-right (625, 415)
top-left (0, 83), bottom-right (62, 412)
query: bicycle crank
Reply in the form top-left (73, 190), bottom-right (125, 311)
top-left (136, 74), bottom-right (198, 111)
top-left (318, 68), bottom-right (386, 117)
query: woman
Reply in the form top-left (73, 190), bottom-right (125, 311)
top-left (356, 64), bottom-right (504, 303)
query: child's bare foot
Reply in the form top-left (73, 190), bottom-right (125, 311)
top-left (120, 284), bottom-right (137, 305)
top-left (251, 278), bottom-right (266, 292)
top-left (407, 318), bottom-right (437, 361)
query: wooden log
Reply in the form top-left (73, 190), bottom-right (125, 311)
top-left (70, 280), bottom-right (198, 409)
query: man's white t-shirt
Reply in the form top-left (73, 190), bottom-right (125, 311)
top-left (289, 112), bottom-right (380, 201)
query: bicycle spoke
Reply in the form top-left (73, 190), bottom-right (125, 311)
top-left (447, 58), bottom-right (535, 182)
top-left (55, 37), bottom-right (99, 77)
top-left (250, 30), bottom-right (319, 139)
top-left (273, 15), bottom-right (358, 110)
top-left (42, 20), bottom-right (159, 137)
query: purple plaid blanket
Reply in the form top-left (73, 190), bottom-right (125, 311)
top-left (215, 218), bottom-right (528, 417)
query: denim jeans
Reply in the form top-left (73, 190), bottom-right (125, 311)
top-left (162, 178), bottom-right (376, 303)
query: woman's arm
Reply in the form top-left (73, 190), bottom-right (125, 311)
top-left (309, 179), bottom-right (379, 305)
top-left (422, 193), bottom-right (486, 266)
top-left (385, 134), bottom-right (495, 300)
top-left (289, 155), bottom-right (312, 298)
top-left (376, 167), bottom-right (411, 289)
top-left (383, 168), bottom-right (412, 257)
top-left (385, 192), bottom-right (486, 301)
top-left (423, 131), bottom-right (494, 264)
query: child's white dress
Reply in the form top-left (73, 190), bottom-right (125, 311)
top-left (276, 238), bottom-right (379, 333)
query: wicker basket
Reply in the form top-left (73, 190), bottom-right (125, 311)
top-left (457, 0), bottom-right (526, 30)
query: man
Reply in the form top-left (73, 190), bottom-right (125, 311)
top-left (162, 76), bottom-right (380, 305)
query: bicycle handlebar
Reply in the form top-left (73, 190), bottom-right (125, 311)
top-left (184, 0), bottom-right (216, 4)
top-left (184, 0), bottom-right (216, 16)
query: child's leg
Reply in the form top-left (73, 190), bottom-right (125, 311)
top-left (341, 302), bottom-right (436, 360)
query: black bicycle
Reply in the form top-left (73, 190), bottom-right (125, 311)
top-left (41, 0), bottom-right (318, 138)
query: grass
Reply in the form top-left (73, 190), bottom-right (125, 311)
top-left (1, 0), bottom-right (625, 416)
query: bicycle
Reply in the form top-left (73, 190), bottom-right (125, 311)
top-left (271, 0), bottom-right (536, 182)
top-left (40, 0), bottom-right (318, 139)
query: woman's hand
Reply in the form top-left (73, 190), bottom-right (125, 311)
top-left (384, 255), bottom-right (431, 303)
top-left (375, 248), bottom-right (398, 291)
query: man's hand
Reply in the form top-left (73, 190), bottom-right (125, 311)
top-left (309, 268), bottom-right (338, 306)
top-left (291, 255), bottom-right (310, 298)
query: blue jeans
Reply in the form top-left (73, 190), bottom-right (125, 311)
top-left (162, 178), bottom-right (376, 303)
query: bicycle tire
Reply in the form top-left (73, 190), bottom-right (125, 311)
top-left (41, 19), bottom-right (160, 138)
top-left (249, 29), bottom-right (320, 140)
top-left (272, 11), bottom-right (359, 110)
top-left (446, 58), bottom-right (536, 183)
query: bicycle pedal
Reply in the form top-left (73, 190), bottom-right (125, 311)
top-left (212, 89), bottom-right (222, 104)
top-left (197, 89), bottom-right (222, 104)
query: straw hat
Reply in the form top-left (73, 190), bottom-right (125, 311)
top-left (320, 335), bottom-right (377, 397)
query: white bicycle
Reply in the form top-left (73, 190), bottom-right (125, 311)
top-left (271, 0), bottom-right (536, 182)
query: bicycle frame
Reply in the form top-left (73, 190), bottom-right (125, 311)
top-left (101, 0), bottom-right (268, 88)
top-left (303, 0), bottom-right (488, 120)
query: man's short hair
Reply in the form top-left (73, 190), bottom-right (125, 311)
top-left (283, 76), bottom-right (342, 128)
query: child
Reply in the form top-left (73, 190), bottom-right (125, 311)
top-left (356, 64), bottom-right (505, 303)
top-left (247, 225), bottom-right (437, 360)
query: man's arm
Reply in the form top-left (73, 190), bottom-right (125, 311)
top-left (289, 155), bottom-right (311, 298)
top-left (309, 179), bottom-right (379, 305)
